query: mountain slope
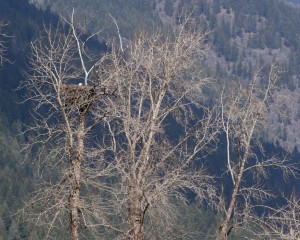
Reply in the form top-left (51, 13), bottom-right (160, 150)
top-left (0, 0), bottom-right (299, 238)
top-left (161, 0), bottom-right (300, 152)
top-left (29, 0), bottom-right (162, 39)
top-left (0, 0), bottom-right (61, 238)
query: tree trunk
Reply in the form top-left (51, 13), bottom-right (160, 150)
top-left (128, 179), bottom-right (144, 240)
top-left (219, 152), bottom-right (247, 240)
top-left (219, 222), bottom-right (229, 240)
top-left (69, 116), bottom-right (85, 240)
top-left (219, 168), bottom-right (242, 240)
top-left (69, 164), bottom-right (80, 240)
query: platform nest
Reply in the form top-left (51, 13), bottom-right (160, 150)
top-left (61, 84), bottom-right (96, 111)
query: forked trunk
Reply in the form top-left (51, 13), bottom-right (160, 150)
top-left (219, 222), bottom-right (230, 240)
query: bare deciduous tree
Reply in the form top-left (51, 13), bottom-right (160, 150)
top-left (21, 13), bottom-right (220, 240)
top-left (217, 63), bottom-right (298, 240)
top-left (20, 12), bottom-right (117, 240)
top-left (96, 23), bottom-right (219, 240)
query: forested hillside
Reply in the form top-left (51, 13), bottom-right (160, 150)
top-left (0, 0), bottom-right (60, 238)
top-left (173, 0), bottom-right (300, 151)
top-left (28, 0), bottom-right (300, 151)
top-left (287, 0), bottom-right (300, 5)
top-left (29, 0), bottom-right (161, 39)
top-left (0, 0), bottom-right (300, 239)
top-left (161, 2), bottom-right (300, 237)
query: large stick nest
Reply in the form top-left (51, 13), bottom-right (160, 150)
top-left (61, 84), bottom-right (96, 112)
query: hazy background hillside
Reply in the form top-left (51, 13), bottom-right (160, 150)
top-left (27, 0), bottom-right (300, 152)
top-left (29, 0), bottom-right (161, 38)
top-left (0, 0), bottom-right (300, 238)
top-left (287, 0), bottom-right (300, 5)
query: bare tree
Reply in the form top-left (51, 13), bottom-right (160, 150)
top-left (21, 12), bottom-right (219, 239)
top-left (217, 63), bottom-right (298, 240)
top-left (20, 12), bottom-right (117, 240)
top-left (95, 23), bottom-right (219, 240)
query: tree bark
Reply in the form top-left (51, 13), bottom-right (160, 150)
top-left (69, 116), bottom-right (85, 240)
top-left (219, 148), bottom-right (247, 240)
top-left (128, 179), bottom-right (144, 240)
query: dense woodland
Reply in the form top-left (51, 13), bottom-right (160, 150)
top-left (1, 0), bottom-right (300, 239)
